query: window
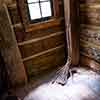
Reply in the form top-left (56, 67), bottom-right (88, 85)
top-left (17, 0), bottom-right (60, 31)
top-left (27, 0), bottom-right (53, 22)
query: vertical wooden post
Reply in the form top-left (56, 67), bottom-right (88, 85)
top-left (0, 4), bottom-right (27, 87)
top-left (64, 0), bottom-right (80, 65)
top-left (52, 0), bottom-right (60, 17)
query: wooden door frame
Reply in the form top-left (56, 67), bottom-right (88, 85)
top-left (64, 0), bottom-right (80, 65)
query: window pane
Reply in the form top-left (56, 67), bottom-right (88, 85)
top-left (41, 2), bottom-right (52, 17)
top-left (28, 0), bottom-right (39, 3)
top-left (28, 3), bottom-right (41, 20)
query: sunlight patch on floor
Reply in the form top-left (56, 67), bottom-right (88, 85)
top-left (24, 69), bottom-right (100, 100)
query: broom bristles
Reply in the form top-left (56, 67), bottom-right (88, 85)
top-left (52, 57), bottom-right (72, 85)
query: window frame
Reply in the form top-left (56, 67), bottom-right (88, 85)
top-left (27, 0), bottom-right (54, 23)
top-left (17, 0), bottom-right (60, 31)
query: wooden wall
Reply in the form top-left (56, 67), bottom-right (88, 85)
top-left (80, 0), bottom-right (100, 68)
top-left (4, 0), bottom-right (66, 81)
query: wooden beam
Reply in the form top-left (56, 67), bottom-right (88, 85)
top-left (80, 55), bottom-right (100, 71)
top-left (0, 4), bottom-right (27, 86)
top-left (52, 0), bottom-right (60, 17)
top-left (18, 31), bottom-right (63, 46)
top-left (64, 0), bottom-right (80, 65)
top-left (25, 18), bottom-right (64, 32)
top-left (23, 45), bottom-right (64, 62)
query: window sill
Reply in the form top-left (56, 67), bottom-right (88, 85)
top-left (25, 17), bottom-right (64, 32)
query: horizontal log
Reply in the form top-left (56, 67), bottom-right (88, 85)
top-left (24, 46), bottom-right (65, 80)
top-left (80, 4), bottom-right (100, 9)
top-left (80, 39), bottom-right (100, 50)
top-left (80, 40), bottom-right (100, 63)
top-left (80, 29), bottom-right (100, 46)
top-left (18, 31), bottom-right (64, 46)
top-left (80, 55), bottom-right (100, 71)
top-left (26, 18), bottom-right (64, 32)
top-left (80, 11), bottom-right (100, 19)
top-left (80, 35), bottom-right (100, 46)
top-left (80, 0), bottom-right (100, 4)
top-left (80, 24), bottom-right (100, 30)
top-left (80, 6), bottom-right (100, 12)
top-left (80, 46), bottom-right (100, 62)
top-left (15, 23), bottom-right (64, 43)
top-left (19, 32), bottom-right (64, 58)
top-left (23, 45), bottom-right (64, 61)
top-left (80, 16), bottom-right (100, 26)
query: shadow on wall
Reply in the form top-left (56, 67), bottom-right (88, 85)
top-left (0, 52), bottom-right (8, 98)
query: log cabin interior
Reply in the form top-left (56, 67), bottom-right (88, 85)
top-left (0, 0), bottom-right (100, 100)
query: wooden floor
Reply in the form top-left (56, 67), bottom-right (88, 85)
top-left (23, 68), bottom-right (100, 100)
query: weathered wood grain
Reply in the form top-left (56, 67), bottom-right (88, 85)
top-left (0, 4), bottom-right (27, 86)
top-left (80, 40), bottom-right (100, 63)
top-left (80, 55), bottom-right (100, 71)
top-left (8, 5), bottom-right (21, 24)
top-left (15, 25), bottom-right (64, 43)
top-left (19, 32), bottom-right (64, 58)
top-left (80, 0), bottom-right (100, 4)
top-left (80, 0), bottom-right (100, 67)
top-left (80, 28), bottom-right (100, 46)
top-left (64, 0), bottom-right (80, 65)
top-left (24, 46), bottom-right (65, 80)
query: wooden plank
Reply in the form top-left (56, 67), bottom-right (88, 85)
top-left (24, 46), bottom-right (65, 79)
top-left (19, 33), bottom-right (64, 58)
top-left (18, 31), bottom-right (64, 46)
top-left (80, 24), bottom-right (100, 31)
top-left (80, 4), bottom-right (100, 8)
top-left (80, 28), bottom-right (100, 46)
top-left (23, 45), bottom-right (64, 62)
top-left (0, 4), bottom-right (27, 86)
top-left (80, 55), bottom-right (100, 71)
top-left (25, 18), bottom-right (64, 32)
top-left (80, 39), bottom-right (100, 50)
top-left (80, 45), bottom-right (100, 62)
top-left (80, 0), bottom-right (100, 4)
top-left (15, 25), bottom-right (64, 43)
top-left (80, 1), bottom-right (100, 71)
top-left (80, 16), bottom-right (100, 26)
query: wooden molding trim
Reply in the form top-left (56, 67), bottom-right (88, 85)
top-left (23, 45), bottom-right (64, 62)
top-left (80, 55), bottom-right (100, 71)
top-left (18, 31), bottom-right (63, 46)
top-left (25, 18), bottom-right (64, 32)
